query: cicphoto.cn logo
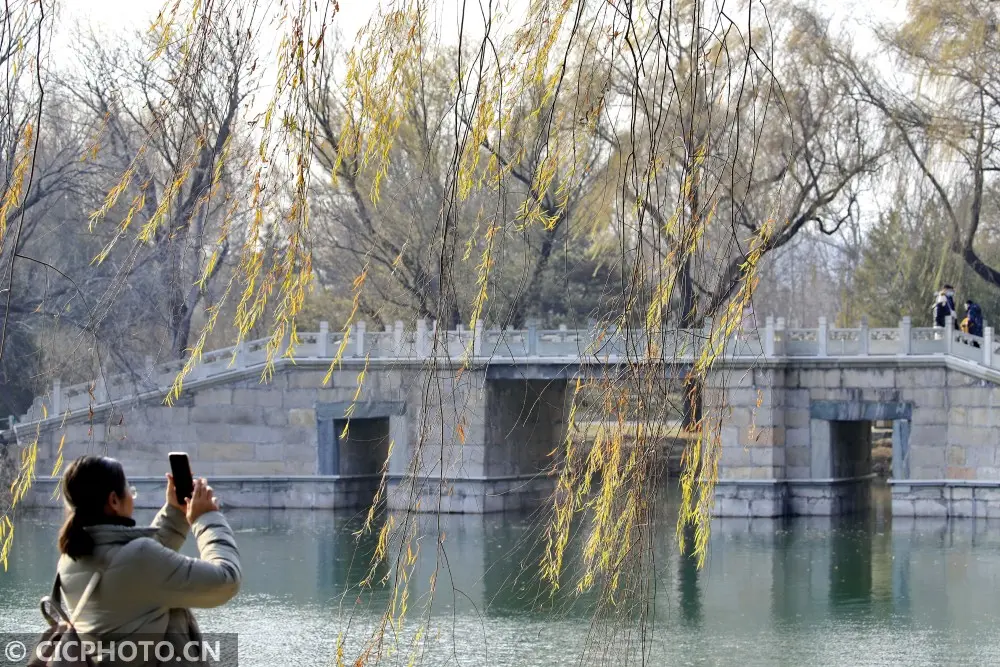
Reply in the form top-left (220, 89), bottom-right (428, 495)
top-left (30, 639), bottom-right (223, 664)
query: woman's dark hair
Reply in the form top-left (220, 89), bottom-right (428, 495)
top-left (58, 456), bottom-right (127, 560)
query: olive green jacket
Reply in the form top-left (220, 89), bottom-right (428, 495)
top-left (55, 505), bottom-right (241, 665)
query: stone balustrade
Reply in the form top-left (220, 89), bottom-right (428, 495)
top-left (9, 314), bottom-right (998, 430)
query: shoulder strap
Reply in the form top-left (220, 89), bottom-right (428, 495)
top-left (47, 572), bottom-right (102, 626)
top-left (69, 572), bottom-right (102, 626)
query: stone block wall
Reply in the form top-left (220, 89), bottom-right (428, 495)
top-left (386, 377), bottom-right (567, 513)
top-left (938, 370), bottom-right (1000, 481)
top-left (708, 359), bottom-right (1000, 516)
top-left (16, 364), bottom-right (399, 481)
top-left (891, 483), bottom-right (1000, 518)
top-left (710, 361), bottom-right (1000, 486)
top-left (24, 476), bottom-right (381, 511)
top-left (401, 368), bottom-right (488, 479)
top-left (13, 360), bottom-right (572, 513)
top-left (707, 367), bottom-right (788, 482)
top-left (387, 475), bottom-right (555, 513)
top-left (15, 363), bottom-right (421, 507)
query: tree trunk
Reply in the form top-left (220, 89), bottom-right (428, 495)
top-left (169, 288), bottom-right (192, 358)
top-left (165, 239), bottom-right (193, 359)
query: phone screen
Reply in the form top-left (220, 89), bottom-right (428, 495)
top-left (168, 452), bottom-right (194, 505)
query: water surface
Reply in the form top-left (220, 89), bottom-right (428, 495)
top-left (3, 485), bottom-right (1000, 666)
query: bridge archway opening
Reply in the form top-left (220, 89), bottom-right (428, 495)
top-left (317, 401), bottom-right (405, 477)
top-left (326, 417), bottom-right (391, 477)
top-left (807, 400), bottom-right (912, 515)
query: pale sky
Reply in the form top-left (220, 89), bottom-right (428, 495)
top-left (53, 0), bottom-right (496, 56)
top-left (54, 0), bottom-right (906, 58)
top-left (57, 0), bottom-right (373, 39)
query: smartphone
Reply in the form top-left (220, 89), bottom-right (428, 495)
top-left (168, 452), bottom-right (194, 505)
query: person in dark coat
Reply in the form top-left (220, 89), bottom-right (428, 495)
top-left (943, 285), bottom-right (959, 328)
top-left (964, 300), bottom-right (984, 337)
top-left (933, 291), bottom-right (952, 328)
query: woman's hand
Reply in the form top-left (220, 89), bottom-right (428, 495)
top-left (166, 473), bottom-right (188, 515)
top-left (186, 478), bottom-right (220, 524)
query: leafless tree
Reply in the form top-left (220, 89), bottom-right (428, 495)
top-left (64, 19), bottom-right (258, 359)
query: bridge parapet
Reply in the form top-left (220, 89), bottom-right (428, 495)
top-left (7, 314), bottom-right (997, 436)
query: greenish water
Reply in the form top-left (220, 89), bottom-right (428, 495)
top-left (4, 484), bottom-right (1000, 666)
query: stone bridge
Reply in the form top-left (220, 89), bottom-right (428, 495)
top-left (5, 314), bottom-right (1000, 517)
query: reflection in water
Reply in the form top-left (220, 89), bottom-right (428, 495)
top-left (678, 524), bottom-right (702, 627)
top-left (829, 515), bottom-right (873, 611)
top-left (4, 482), bottom-right (1000, 665)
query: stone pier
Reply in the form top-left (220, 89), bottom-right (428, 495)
top-left (709, 359), bottom-right (1000, 518)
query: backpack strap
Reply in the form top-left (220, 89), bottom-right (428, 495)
top-left (41, 572), bottom-right (101, 628)
top-left (40, 573), bottom-right (69, 626)
top-left (69, 572), bottom-right (102, 626)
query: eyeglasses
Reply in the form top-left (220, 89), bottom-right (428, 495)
top-left (128, 485), bottom-right (137, 499)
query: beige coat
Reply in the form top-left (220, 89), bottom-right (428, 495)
top-left (56, 505), bottom-right (241, 666)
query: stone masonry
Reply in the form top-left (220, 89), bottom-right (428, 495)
top-left (707, 359), bottom-right (1000, 518)
top-left (9, 350), bottom-right (1000, 517)
top-left (12, 361), bottom-right (565, 514)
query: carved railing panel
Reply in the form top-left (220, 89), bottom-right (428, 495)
top-left (15, 317), bottom-right (1000, 429)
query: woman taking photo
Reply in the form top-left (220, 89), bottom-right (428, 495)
top-left (49, 455), bottom-right (241, 665)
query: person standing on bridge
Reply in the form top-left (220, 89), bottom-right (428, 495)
top-left (933, 290), bottom-right (953, 329)
top-left (944, 284), bottom-right (957, 319)
top-left (962, 299), bottom-right (984, 338)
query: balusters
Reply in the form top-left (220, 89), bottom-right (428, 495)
top-left (764, 316), bottom-right (775, 357)
top-left (20, 314), bottom-right (1000, 433)
top-left (281, 326), bottom-right (292, 357)
top-left (416, 319), bottom-right (428, 358)
top-left (235, 341), bottom-right (247, 369)
top-left (394, 321), bottom-right (404, 356)
top-left (318, 321), bottom-right (329, 357)
top-left (355, 321), bottom-right (366, 357)
top-left (94, 374), bottom-right (108, 403)
top-left (52, 379), bottom-right (62, 416)
top-left (383, 323), bottom-right (392, 358)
